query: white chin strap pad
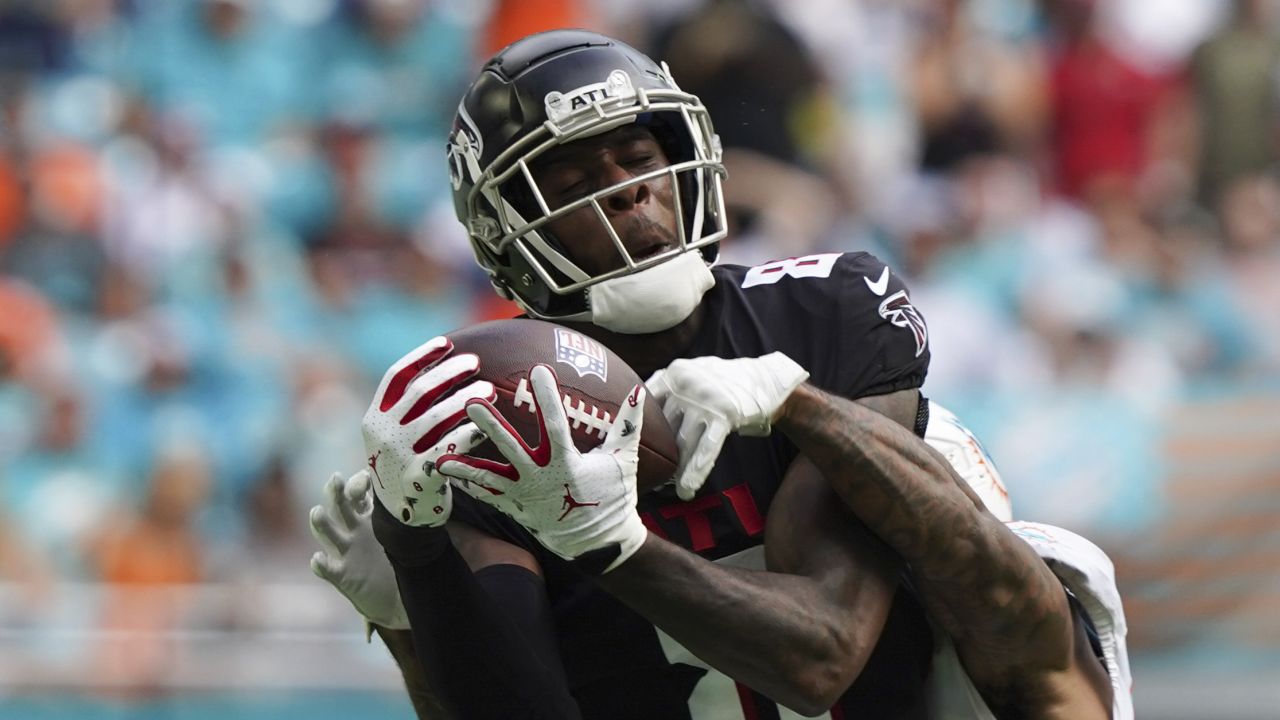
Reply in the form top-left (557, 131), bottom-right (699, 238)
top-left (589, 251), bottom-right (715, 334)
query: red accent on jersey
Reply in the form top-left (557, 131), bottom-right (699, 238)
top-left (721, 483), bottom-right (765, 537)
top-left (639, 511), bottom-right (670, 540)
top-left (659, 494), bottom-right (723, 551)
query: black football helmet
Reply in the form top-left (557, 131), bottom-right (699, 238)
top-left (447, 29), bottom-right (727, 320)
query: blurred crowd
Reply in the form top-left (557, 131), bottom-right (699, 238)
top-left (0, 0), bottom-right (1278, 703)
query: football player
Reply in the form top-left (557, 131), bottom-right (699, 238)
top-left (311, 29), bottom-right (1131, 719)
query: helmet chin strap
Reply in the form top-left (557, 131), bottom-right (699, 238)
top-left (588, 250), bottom-right (715, 334)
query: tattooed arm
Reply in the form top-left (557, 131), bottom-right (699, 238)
top-left (596, 389), bottom-right (929, 715)
top-left (776, 383), bottom-right (1114, 719)
top-left (598, 454), bottom-right (909, 715)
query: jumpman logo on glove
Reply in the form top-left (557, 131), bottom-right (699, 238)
top-left (367, 451), bottom-right (383, 487)
top-left (559, 484), bottom-right (600, 520)
top-left (439, 364), bottom-right (650, 573)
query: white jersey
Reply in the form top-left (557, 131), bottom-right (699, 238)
top-left (924, 401), bottom-right (1012, 522)
top-left (928, 521), bottom-right (1135, 720)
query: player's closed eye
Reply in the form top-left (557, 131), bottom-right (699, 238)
top-left (556, 179), bottom-right (588, 202)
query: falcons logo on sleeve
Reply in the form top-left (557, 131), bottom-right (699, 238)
top-left (879, 290), bottom-right (928, 357)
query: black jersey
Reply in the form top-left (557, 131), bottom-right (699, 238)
top-left (452, 252), bottom-right (934, 719)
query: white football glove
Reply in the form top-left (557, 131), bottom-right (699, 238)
top-left (362, 336), bottom-right (494, 527)
top-left (439, 364), bottom-right (648, 574)
top-left (646, 352), bottom-right (809, 500)
top-left (309, 470), bottom-right (408, 630)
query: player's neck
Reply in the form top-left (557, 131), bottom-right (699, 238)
top-left (565, 302), bottom-right (706, 379)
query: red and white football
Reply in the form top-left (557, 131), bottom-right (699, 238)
top-left (447, 318), bottom-right (679, 494)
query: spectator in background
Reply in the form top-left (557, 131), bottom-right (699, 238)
top-left (100, 110), bottom-right (237, 295)
top-left (320, 0), bottom-right (475, 139)
top-left (215, 455), bottom-right (323, 634)
top-left (909, 0), bottom-right (1047, 172)
top-left (0, 277), bottom-right (61, 383)
top-left (0, 1), bottom-right (73, 76)
top-left (88, 441), bottom-right (211, 698)
top-left (0, 147), bottom-right (23, 249)
top-left (1, 382), bottom-right (119, 579)
top-left (1044, 0), bottom-right (1183, 206)
top-left (652, 0), bottom-right (825, 168)
top-left (1135, 205), bottom-right (1257, 377)
top-left (0, 279), bottom-right (67, 617)
top-left (236, 457), bottom-right (310, 580)
top-left (1218, 172), bottom-right (1280, 370)
top-left (127, 0), bottom-right (314, 147)
top-left (979, 262), bottom-right (1175, 533)
top-left (51, 0), bottom-right (137, 78)
top-left (649, 0), bottom-right (843, 259)
top-left (1, 140), bottom-right (109, 314)
top-left (1019, 262), bottom-right (1183, 409)
top-left (1190, 0), bottom-right (1280, 208)
top-left (306, 122), bottom-right (404, 271)
top-left (85, 302), bottom-right (250, 507)
top-left (0, 508), bottom-right (56, 614)
top-left (301, 120), bottom-right (475, 379)
top-left (482, 0), bottom-right (586, 58)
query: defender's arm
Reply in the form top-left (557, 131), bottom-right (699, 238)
top-left (776, 383), bottom-right (1113, 718)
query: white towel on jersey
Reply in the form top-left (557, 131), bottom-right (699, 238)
top-left (928, 521), bottom-right (1135, 719)
top-left (924, 401), bottom-right (1013, 521)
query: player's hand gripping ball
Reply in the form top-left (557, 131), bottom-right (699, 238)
top-left (441, 365), bottom-right (650, 573)
top-left (361, 336), bottom-right (495, 526)
top-left (443, 319), bottom-right (679, 494)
